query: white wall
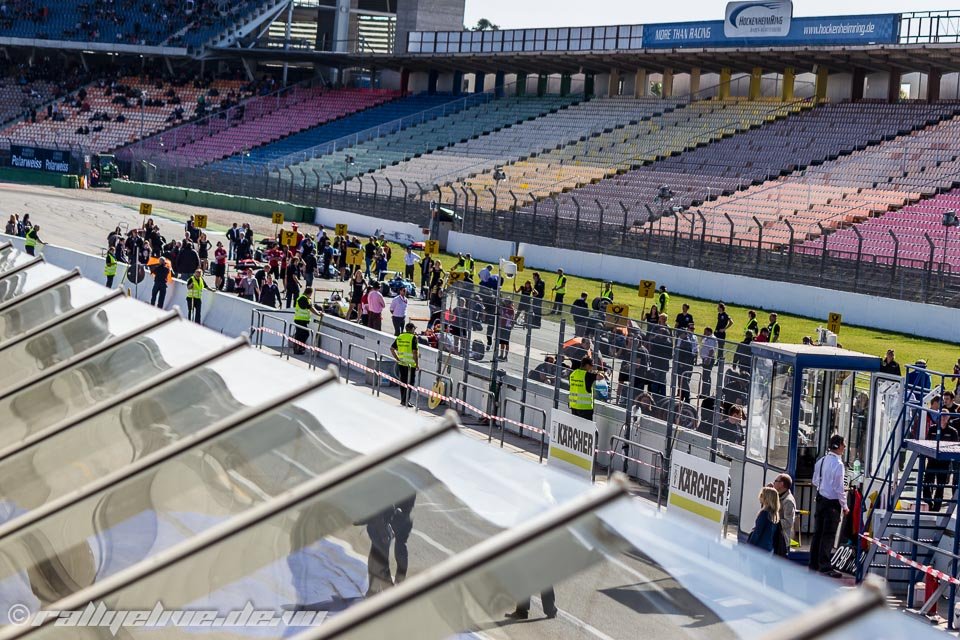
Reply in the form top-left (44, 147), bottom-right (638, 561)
top-left (864, 72), bottom-right (892, 100)
top-left (517, 242), bottom-right (960, 342)
top-left (446, 231), bottom-right (515, 262)
top-left (314, 207), bottom-right (427, 245)
top-left (826, 73), bottom-right (853, 103)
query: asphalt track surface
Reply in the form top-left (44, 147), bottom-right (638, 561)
top-left (0, 183), bottom-right (742, 639)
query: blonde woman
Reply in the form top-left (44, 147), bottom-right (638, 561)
top-left (747, 486), bottom-right (781, 553)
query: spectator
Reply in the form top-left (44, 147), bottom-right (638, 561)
top-left (716, 303), bottom-right (733, 357)
top-left (675, 303), bottom-right (693, 331)
top-left (498, 299), bottom-right (515, 360)
top-left (699, 327), bottom-right (717, 395)
top-left (366, 281), bottom-right (386, 332)
top-left (389, 286), bottom-right (409, 336)
top-left (174, 240), bottom-right (199, 280)
top-left (213, 241), bottom-right (227, 290)
top-left (403, 246), bottom-right (420, 281)
top-left (644, 304), bottom-right (660, 326)
top-left (809, 435), bottom-right (848, 578)
top-left (745, 309), bottom-right (760, 336)
top-left (767, 313), bottom-right (781, 343)
top-left (925, 408), bottom-right (960, 511)
top-left (238, 269), bottom-right (259, 301)
top-left (717, 405), bottom-right (745, 445)
top-left (880, 349), bottom-right (901, 376)
top-left (746, 487), bottom-right (781, 553)
top-left (258, 276), bottom-right (281, 308)
top-left (530, 355), bottom-right (558, 385)
top-left (773, 473), bottom-right (796, 556)
top-left (150, 257), bottom-right (170, 308)
top-left (676, 323), bottom-right (698, 403)
top-left (658, 285), bottom-right (669, 313)
top-left (571, 292), bottom-right (589, 337)
top-left (531, 272), bottom-right (545, 328)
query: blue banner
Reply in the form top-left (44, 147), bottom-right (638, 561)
top-left (643, 14), bottom-right (900, 48)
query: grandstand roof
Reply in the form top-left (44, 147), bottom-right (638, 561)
top-left (0, 239), bottom-right (945, 639)
top-left (212, 43), bottom-right (960, 74)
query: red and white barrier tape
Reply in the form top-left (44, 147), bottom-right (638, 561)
top-left (861, 534), bottom-right (960, 586)
top-left (595, 449), bottom-right (661, 471)
top-left (252, 326), bottom-right (547, 435)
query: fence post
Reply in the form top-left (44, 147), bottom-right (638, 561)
top-left (697, 211), bottom-right (707, 261)
top-left (357, 176), bottom-right (364, 198)
top-left (487, 187), bottom-right (497, 213)
top-left (852, 225), bottom-right (864, 289)
top-left (470, 188), bottom-right (479, 218)
top-left (752, 215), bottom-right (763, 265)
top-left (461, 186), bottom-right (470, 221)
top-left (519, 322), bottom-right (533, 439)
top-left (620, 201), bottom-right (630, 243)
top-left (286, 167), bottom-right (295, 202)
top-left (552, 319), bottom-right (566, 410)
top-left (312, 169), bottom-right (321, 205)
top-left (724, 212), bottom-right (734, 262)
top-left (818, 222), bottom-right (828, 285)
top-left (552, 197), bottom-right (561, 247)
top-left (784, 219), bottom-right (794, 268)
top-left (509, 190), bottom-right (518, 212)
top-left (371, 176), bottom-right (379, 201)
top-left (400, 179), bottom-right (408, 215)
top-left (326, 171), bottom-right (335, 206)
top-left (924, 232), bottom-right (935, 303)
top-left (299, 169), bottom-right (308, 202)
top-left (889, 229), bottom-right (900, 283)
top-left (385, 177), bottom-right (394, 200)
top-left (596, 199), bottom-right (605, 249)
top-left (572, 196), bottom-right (581, 238)
top-left (672, 213), bottom-right (680, 258)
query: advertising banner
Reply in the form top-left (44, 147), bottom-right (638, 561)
top-left (667, 450), bottom-right (731, 534)
top-left (725, 0), bottom-right (793, 38)
top-left (643, 13), bottom-right (899, 49)
top-left (10, 145), bottom-right (72, 173)
top-left (547, 409), bottom-right (597, 480)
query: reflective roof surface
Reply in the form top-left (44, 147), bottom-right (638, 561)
top-left (0, 252), bottom-right (941, 640)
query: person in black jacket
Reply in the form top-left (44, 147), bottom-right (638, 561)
top-left (647, 315), bottom-right (673, 400)
top-left (258, 276), bottom-right (281, 308)
top-left (174, 241), bottom-right (200, 280)
top-left (925, 411), bottom-right (960, 511)
top-left (571, 292), bottom-right (589, 337)
top-left (150, 258), bottom-right (170, 308)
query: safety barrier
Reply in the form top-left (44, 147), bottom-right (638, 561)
top-left (503, 397), bottom-right (547, 461)
top-left (863, 533), bottom-right (960, 588)
top-left (605, 434), bottom-right (666, 507)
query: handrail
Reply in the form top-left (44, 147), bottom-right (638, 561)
top-left (608, 434), bottom-right (666, 507)
top-left (890, 532), bottom-right (960, 563)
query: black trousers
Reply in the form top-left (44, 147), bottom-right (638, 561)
top-left (151, 284), bottom-right (166, 308)
top-left (924, 465), bottom-right (953, 511)
top-left (105, 275), bottom-right (114, 288)
top-left (294, 319), bottom-right (310, 355)
top-left (286, 285), bottom-right (300, 309)
top-left (571, 408), bottom-right (594, 421)
top-left (25, 245), bottom-right (34, 256)
top-left (809, 496), bottom-right (842, 572)
top-left (551, 294), bottom-right (564, 313)
top-left (365, 511), bottom-right (393, 597)
top-left (397, 365), bottom-right (415, 405)
top-left (392, 315), bottom-right (404, 336)
top-left (516, 588), bottom-right (557, 616)
top-left (186, 297), bottom-right (202, 323)
top-left (405, 264), bottom-right (415, 280)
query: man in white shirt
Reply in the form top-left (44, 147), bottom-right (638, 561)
top-left (390, 287), bottom-right (408, 336)
top-left (403, 247), bottom-right (421, 280)
top-left (809, 435), bottom-right (848, 577)
top-left (699, 326), bottom-right (718, 395)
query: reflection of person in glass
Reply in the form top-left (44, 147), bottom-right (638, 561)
top-left (505, 588), bottom-right (557, 620)
top-left (365, 495), bottom-right (415, 597)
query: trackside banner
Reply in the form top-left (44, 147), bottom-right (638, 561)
top-left (10, 144), bottom-right (72, 173)
top-left (547, 409), bottom-right (596, 480)
top-left (668, 450), bottom-right (731, 534)
top-left (643, 13), bottom-right (899, 48)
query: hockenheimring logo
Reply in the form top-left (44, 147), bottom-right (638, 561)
top-left (725, 0), bottom-right (793, 37)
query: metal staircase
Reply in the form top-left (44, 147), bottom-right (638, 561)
top-left (857, 367), bottom-right (960, 624)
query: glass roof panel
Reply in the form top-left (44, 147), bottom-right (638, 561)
top-left (18, 431), bottom-right (595, 639)
top-left (0, 347), bottom-right (304, 528)
top-left (0, 246), bottom-right (35, 273)
top-left (0, 277), bottom-right (112, 344)
top-left (0, 263), bottom-right (70, 306)
top-left (0, 383), bottom-right (428, 614)
top-left (0, 320), bottom-right (231, 455)
top-left (0, 296), bottom-right (167, 392)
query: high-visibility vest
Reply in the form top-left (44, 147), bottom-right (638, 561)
top-left (658, 291), bottom-right (670, 312)
top-left (601, 288), bottom-right (613, 301)
top-left (294, 295), bottom-right (312, 322)
top-left (187, 276), bottom-right (204, 299)
top-left (768, 322), bottom-right (780, 342)
top-left (104, 254), bottom-right (117, 277)
top-left (24, 228), bottom-right (38, 248)
top-left (568, 368), bottom-right (594, 411)
top-left (465, 259), bottom-right (475, 276)
top-left (395, 332), bottom-right (417, 367)
top-left (554, 275), bottom-right (566, 295)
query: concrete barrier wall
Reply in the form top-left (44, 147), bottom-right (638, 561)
top-left (314, 207), bottom-right (426, 244)
top-left (446, 231), bottom-right (515, 263)
top-left (111, 180), bottom-right (313, 221)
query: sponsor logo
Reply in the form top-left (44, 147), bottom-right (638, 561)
top-left (725, 0), bottom-right (793, 37)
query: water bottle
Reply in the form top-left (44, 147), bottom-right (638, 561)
top-left (852, 458), bottom-right (862, 481)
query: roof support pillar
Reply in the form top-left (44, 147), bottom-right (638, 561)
top-left (852, 68), bottom-right (866, 101)
top-left (400, 68), bottom-right (410, 95)
top-left (719, 67), bottom-right (732, 100)
top-left (584, 72), bottom-right (595, 97)
top-left (428, 69), bottom-right (439, 95)
top-left (748, 67), bottom-right (762, 101)
top-left (516, 72), bottom-right (527, 96)
top-left (927, 68), bottom-right (942, 102)
top-left (634, 68), bottom-right (648, 97)
top-left (452, 71), bottom-right (463, 95)
top-left (689, 67), bottom-right (701, 97)
top-left (560, 73), bottom-right (572, 97)
top-left (474, 71), bottom-right (485, 94)
top-left (537, 73), bottom-right (548, 97)
top-left (782, 67), bottom-right (795, 102)
top-left (608, 69), bottom-right (620, 97)
top-left (815, 66), bottom-right (829, 102)
top-left (887, 68), bottom-right (901, 103)
top-left (494, 70), bottom-right (505, 98)
top-left (662, 67), bottom-right (674, 98)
